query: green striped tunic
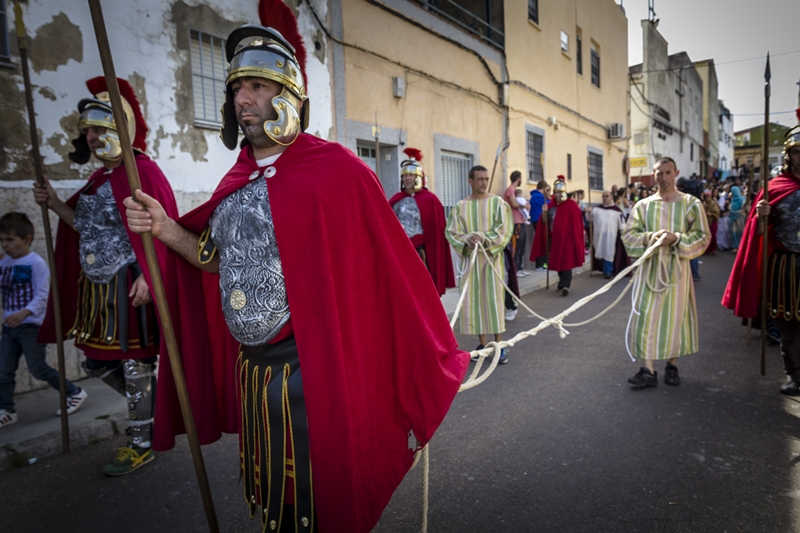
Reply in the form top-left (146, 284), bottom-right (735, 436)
top-left (446, 196), bottom-right (513, 335)
top-left (622, 193), bottom-right (710, 360)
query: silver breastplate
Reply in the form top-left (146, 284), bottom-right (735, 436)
top-left (73, 180), bottom-right (136, 284)
top-left (774, 190), bottom-right (800, 253)
top-left (393, 196), bottom-right (423, 239)
top-left (210, 177), bottom-right (290, 346)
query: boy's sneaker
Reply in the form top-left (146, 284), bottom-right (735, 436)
top-left (628, 367), bottom-right (658, 388)
top-left (505, 308), bottom-right (518, 321)
top-left (498, 348), bottom-right (509, 365)
top-left (0, 409), bottom-right (18, 429)
top-left (517, 270), bottom-right (528, 278)
top-left (471, 344), bottom-right (485, 362)
top-left (103, 443), bottom-right (155, 476)
top-left (535, 266), bottom-right (545, 271)
top-left (664, 364), bottom-right (681, 386)
top-left (55, 388), bottom-right (88, 416)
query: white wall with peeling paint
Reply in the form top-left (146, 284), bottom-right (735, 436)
top-left (5, 0), bottom-right (334, 193)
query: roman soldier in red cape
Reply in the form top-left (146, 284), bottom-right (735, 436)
top-left (34, 77), bottom-right (181, 475)
top-left (723, 123), bottom-right (800, 395)
top-left (123, 2), bottom-right (469, 532)
top-left (530, 177), bottom-right (585, 295)
top-left (388, 148), bottom-right (455, 296)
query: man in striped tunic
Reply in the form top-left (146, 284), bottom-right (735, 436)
top-left (622, 157), bottom-right (710, 387)
top-left (446, 166), bottom-right (514, 363)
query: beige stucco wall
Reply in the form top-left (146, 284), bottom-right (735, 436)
top-left (503, 0), bottom-right (629, 196)
top-left (341, 0), bottom-right (505, 195)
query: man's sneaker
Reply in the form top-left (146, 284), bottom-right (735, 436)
top-left (470, 344), bottom-right (485, 362)
top-left (103, 443), bottom-right (155, 476)
top-left (535, 266), bottom-right (545, 271)
top-left (0, 409), bottom-right (18, 429)
top-left (780, 381), bottom-right (800, 396)
top-left (55, 388), bottom-right (88, 416)
top-left (517, 270), bottom-right (528, 278)
top-left (505, 308), bottom-right (518, 321)
top-left (628, 367), bottom-right (658, 388)
top-left (561, 288), bottom-right (569, 296)
top-left (498, 348), bottom-right (509, 365)
top-left (664, 363), bottom-right (680, 385)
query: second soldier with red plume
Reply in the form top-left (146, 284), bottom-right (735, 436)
top-left (34, 77), bottom-right (181, 476)
top-left (388, 148), bottom-right (455, 295)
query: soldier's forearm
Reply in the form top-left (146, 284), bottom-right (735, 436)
top-left (159, 218), bottom-right (220, 273)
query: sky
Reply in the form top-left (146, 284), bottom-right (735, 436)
top-left (621, 0), bottom-right (799, 132)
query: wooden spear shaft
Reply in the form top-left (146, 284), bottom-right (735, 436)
top-left (14, 1), bottom-right (70, 454)
top-left (759, 53), bottom-right (771, 377)
top-left (86, 1), bottom-right (219, 531)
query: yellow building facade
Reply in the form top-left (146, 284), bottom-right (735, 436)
top-left (332, 0), bottom-right (629, 204)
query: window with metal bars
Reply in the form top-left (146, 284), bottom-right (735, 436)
top-left (567, 153), bottom-right (572, 181)
top-left (0, 1), bottom-right (10, 63)
top-left (588, 151), bottom-right (603, 190)
top-left (190, 29), bottom-right (227, 126)
top-left (590, 45), bottom-right (600, 88)
top-left (528, 0), bottom-right (539, 25)
top-left (526, 131), bottom-right (544, 183)
top-left (576, 35), bottom-right (582, 75)
top-left (440, 150), bottom-right (473, 215)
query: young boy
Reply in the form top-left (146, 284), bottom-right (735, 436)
top-left (0, 213), bottom-right (86, 429)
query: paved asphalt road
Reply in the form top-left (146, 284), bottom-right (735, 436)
top-left (4, 252), bottom-right (800, 533)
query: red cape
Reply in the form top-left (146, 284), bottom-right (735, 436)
top-left (722, 171), bottom-right (800, 318)
top-left (388, 188), bottom-right (456, 295)
top-left (157, 134), bottom-right (469, 533)
top-left (530, 198), bottom-right (585, 271)
top-left (38, 155), bottom-right (185, 360)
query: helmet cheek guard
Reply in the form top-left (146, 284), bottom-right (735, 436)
top-left (94, 130), bottom-right (123, 163)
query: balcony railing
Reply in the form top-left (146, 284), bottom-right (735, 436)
top-left (416, 0), bottom-right (505, 49)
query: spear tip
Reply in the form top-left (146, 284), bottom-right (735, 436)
top-left (13, 1), bottom-right (26, 39)
top-left (765, 52), bottom-right (771, 81)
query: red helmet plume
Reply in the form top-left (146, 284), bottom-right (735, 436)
top-left (259, 0), bottom-right (308, 91)
top-left (85, 76), bottom-right (148, 152)
top-left (403, 147), bottom-right (423, 161)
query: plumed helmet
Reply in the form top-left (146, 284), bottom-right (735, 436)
top-left (553, 176), bottom-right (567, 194)
top-left (220, 0), bottom-right (309, 150)
top-left (783, 124), bottom-right (800, 174)
top-left (400, 147), bottom-right (425, 192)
top-left (70, 77), bottom-right (147, 165)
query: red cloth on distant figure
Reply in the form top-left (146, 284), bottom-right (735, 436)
top-left (723, 171), bottom-right (800, 318)
top-left (707, 219), bottom-right (718, 254)
top-left (388, 188), bottom-right (456, 295)
top-left (155, 134), bottom-right (469, 533)
top-left (530, 198), bottom-right (585, 271)
top-left (38, 154), bottom-right (180, 361)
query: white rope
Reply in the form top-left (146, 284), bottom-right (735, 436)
top-left (418, 232), bottom-right (670, 532)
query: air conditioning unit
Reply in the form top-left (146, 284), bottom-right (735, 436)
top-left (608, 123), bottom-right (625, 139)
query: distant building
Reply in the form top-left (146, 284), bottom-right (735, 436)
top-left (693, 59), bottom-right (719, 177)
top-left (629, 20), bottom-right (704, 181)
top-left (734, 122), bottom-right (789, 174)
top-left (718, 102), bottom-right (734, 176)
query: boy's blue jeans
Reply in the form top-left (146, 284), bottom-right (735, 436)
top-left (602, 260), bottom-right (614, 277)
top-left (0, 324), bottom-right (78, 413)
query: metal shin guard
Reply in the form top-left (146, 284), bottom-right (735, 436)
top-left (122, 359), bottom-right (156, 448)
top-left (81, 360), bottom-right (126, 396)
top-left (239, 336), bottom-right (314, 533)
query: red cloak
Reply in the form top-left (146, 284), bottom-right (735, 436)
top-left (388, 188), bottom-right (456, 295)
top-left (722, 171), bottom-right (800, 318)
top-left (530, 198), bottom-right (585, 271)
top-left (38, 154), bottom-right (184, 361)
top-left (156, 134), bottom-right (469, 533)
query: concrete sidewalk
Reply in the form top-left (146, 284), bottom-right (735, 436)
top-left (0, 258), bottom-right (591, 470)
